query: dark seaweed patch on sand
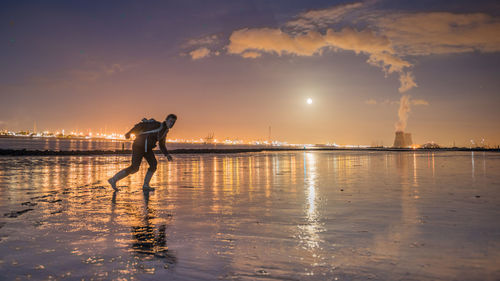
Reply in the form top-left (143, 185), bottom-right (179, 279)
top-left (4, 208), bottom-right (34, 218)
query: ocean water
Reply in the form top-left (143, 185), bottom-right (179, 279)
top-left (0, 137), bottom-right (131, 151)
top-left (0, 137), bottom-right (267, 151)
top-left (0, 151), bottom-right (499, 280)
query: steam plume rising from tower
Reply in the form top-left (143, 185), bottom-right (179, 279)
top-left (395, 95), bottom-right (411, 131)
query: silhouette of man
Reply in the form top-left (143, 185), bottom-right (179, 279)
top-left (108, 114), bottom-right (177, 191)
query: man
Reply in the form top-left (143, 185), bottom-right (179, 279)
top-left (108, 114), bottom-right (177, 191)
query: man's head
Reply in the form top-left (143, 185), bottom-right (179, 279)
top-left (165, 114), bottom-right (177, 128)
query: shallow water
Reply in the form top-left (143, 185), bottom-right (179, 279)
top-left (0, 137), bottom-right (269, 151)
top-left (0, 151), bottom-right (499, 280)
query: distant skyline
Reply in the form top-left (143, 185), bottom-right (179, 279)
top-left (1, 0), bottom-right (500, 146)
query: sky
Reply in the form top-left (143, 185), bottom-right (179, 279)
top-left (1, 0), bottom-right (500, 146)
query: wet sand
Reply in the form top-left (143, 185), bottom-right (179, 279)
top-left (0, 151), bottom-right (499, 280)
top-left (1, 147), bottom-right (499, 157)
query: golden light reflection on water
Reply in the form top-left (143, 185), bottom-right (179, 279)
top-left (265, 155), bottom-right (271, 198)
top-left (371, 152), bottom-right (420, 267)
top-left (305, 152), bottom-right (317, 223)
top-left (300, 152), bottom-right (323, 251)
top-left (413, 152), bottom-right (418, 188)
top-left (471, 151), bottom-right (475, 180)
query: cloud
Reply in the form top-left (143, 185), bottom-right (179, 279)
top-left (289, 6), bottom-right (500, 56)
top-left (227, 27), bottom-right (396, 58)
top-left (224, 4), bottom-right (500, 93)
top-left (286, 2), bottom-right (364, 31)
top-left (228, 28), bottom-right (320, 56)
top-left (228, 26), bottom-right (414, 92)
top-left (184, 34), bottom-right (219, 48)
top-left (372, 12), bottom-right (500, 55)
top-left (190, 47), bottom-right (211, 60)
top-left (182, 34), bottom-right (224, 60)
top-left (241, 51), bottom-right (262, 59)
top-left (324, 28), bottom-right (394, 55)
top-left (366, 52), bottom-right (411, 75)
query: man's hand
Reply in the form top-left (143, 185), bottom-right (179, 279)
top-left (165, 154), bottom-right (173, 161)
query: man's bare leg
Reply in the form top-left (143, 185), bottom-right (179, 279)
top-left (108, 169), bottom-right (128, 191)
top-left (142, 170), bottom-right (155, 191)
top-left (143, 151), bottom-right (157, 192)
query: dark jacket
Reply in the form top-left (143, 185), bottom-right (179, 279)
top-left (126, 120), bottom-right (169, 154)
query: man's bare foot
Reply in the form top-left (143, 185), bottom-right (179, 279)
top-left (108, 178), bottom-right (119, 191)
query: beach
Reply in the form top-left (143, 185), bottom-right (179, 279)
top-left (0, 151), bottom-right (499, 280)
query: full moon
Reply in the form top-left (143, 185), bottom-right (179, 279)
top-left (307, 98), bottom-right (313, 104)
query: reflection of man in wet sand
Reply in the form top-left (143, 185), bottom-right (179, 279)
top-left (108, 114), bottom-right (177, 191)
top-left (131, 191), bottom-right (176, 266)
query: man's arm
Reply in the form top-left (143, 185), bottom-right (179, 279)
top-left (159, 136), bottom-right (173, 161)
top-left (124, 123), bottom-right (141, 139)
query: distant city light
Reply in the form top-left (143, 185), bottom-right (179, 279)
top-left (0, 127), bottom-right (494, 149)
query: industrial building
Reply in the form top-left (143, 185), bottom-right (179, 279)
top-left (393, 131), bottom-right (413, 148)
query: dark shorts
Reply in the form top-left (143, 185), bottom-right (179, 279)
top-left (127, 144), bottom-right (157, 173)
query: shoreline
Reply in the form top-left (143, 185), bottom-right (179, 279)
top-left (0, 147), bottom-right (499, 156)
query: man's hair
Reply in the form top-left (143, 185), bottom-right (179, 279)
top-left (166, 114), bottom-right (177, 120)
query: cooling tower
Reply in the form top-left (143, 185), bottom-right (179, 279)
top-left (393, 131), bottom-right (406, 148)
top-left (404, 133), bottom-right (413, 147)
